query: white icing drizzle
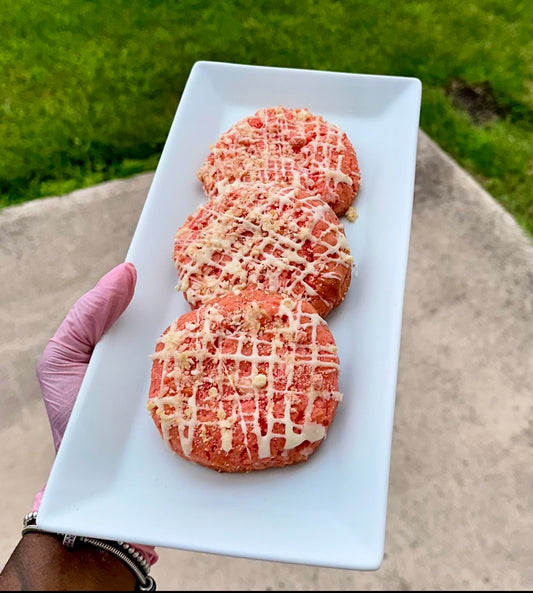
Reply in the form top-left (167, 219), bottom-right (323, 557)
top-left (147, 294), bottom-right (342, 461)
top-left (197, 106), bottom-right (361, 209)
top-left (173, 182), bottom-right (354, 315)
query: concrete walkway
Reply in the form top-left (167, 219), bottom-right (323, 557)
top-left (1, 131), bottom-right (532, 590)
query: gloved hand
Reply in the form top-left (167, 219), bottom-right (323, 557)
top-left (32, 261), bottom-right (158, 566)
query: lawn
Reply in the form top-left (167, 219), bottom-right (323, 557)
top-left (1, 0), bottom-right (532, 237)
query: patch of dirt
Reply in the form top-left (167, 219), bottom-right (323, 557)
top-left (446, 79), bottom-right (508, 124)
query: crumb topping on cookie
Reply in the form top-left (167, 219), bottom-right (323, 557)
top-left (147, 291), bottom-right (342, 461)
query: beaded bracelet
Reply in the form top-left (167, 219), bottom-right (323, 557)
top-left (22, 511), bottom-right (156, 591)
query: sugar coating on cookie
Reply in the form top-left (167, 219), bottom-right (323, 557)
top-left (197, 106), bottom-right (361, 217)
top-left (147, 289), bottom-right (343, 472)
top-left (173, 182), bottom-right (354, 317)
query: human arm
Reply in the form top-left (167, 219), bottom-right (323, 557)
top-left (0, 262), bottom-right (157, 591)
top-left (0, 531), bottom-right (137, 591)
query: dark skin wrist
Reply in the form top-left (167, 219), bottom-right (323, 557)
top-left (0, 531), bottom-right (136, 591)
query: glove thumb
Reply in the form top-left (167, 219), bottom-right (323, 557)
top-left (36, 262), bottom-right (137, 450)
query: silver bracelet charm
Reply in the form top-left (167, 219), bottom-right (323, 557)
top-left (22, 511), bottom-right (156, 591)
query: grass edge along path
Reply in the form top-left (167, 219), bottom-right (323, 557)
top-left (1, 0), bottom-right (532, 240)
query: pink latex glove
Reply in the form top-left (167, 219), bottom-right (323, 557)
top-left (33, 262), bottom-right (158, 566)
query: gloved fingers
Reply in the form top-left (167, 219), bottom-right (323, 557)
top-left (48, 261), bottom-right (137, 362)
top-left (31, 261), bottom-right (157, 565)
top-left (36, 348), bottom-right (86, 450)
top-left (36, 262), bottom-right (137, 451)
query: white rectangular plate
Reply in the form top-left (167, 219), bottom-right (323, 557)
top-left (38, 61), bottom-right (421, 570)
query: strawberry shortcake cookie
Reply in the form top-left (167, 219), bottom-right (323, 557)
top-left (147, 288), bottom-right (342, 472)
top-left (197, 106), bottom-right (360, 217)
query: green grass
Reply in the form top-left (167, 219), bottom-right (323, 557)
top-left (1, 0), bottom-right (533, 237)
